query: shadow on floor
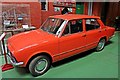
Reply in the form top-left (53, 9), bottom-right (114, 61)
top-left (52, 41), bottom-right (113, 67)
top-left (52, 49), bottom-right (95, 67)
top-left (14, 67), bottom-right (30, 76)
top-left (105, 41), bottom-right (113, 46)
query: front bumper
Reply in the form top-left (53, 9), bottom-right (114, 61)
top-left (7, 51), bottom-right (24, 66)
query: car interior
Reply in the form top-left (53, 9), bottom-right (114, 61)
top-left (85, 19), bottom-right (100, 31)
top-left (70, 20), bottom-right (83, 33)
top-left (62, 20), bottom-right (83, 36)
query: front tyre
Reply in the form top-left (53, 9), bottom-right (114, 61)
top-left (29, 55), bottom-right (51, 77)
top-left (96, 38), bottom-right (106, 51)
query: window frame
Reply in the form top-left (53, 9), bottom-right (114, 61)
top-left (61, 19), bottom-right (84, 36)
top-left (85, 18), bottom-right (100, 31)
top-left (40, 18), bottom-right (65, 35)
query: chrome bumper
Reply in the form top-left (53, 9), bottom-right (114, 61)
top-left (7, 52), bottom-right (24, 66)
top-left (108, 34), bottom-right (115, 40)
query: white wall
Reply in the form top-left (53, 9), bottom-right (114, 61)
top-left (1, 0), bottom-right (38, 2)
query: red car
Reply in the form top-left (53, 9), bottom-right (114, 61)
top-left (7, 14), bottom-right (115, 76)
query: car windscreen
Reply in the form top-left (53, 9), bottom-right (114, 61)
top-left (40, 18), bottom-right (64, 34)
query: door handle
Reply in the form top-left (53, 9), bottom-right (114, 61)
top-left (82, 34), bottom-right (86, 37)
top-left (104, 28), bottom-right (106, 31)
top-left (98, 30), bottom-right (102, 32)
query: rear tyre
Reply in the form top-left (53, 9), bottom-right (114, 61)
top-left (96, 38), bottom-right (106, 51)
top-left (29, 55), bottom-right (51, 77)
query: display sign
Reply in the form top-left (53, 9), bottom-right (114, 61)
top-left (53, 0), bottom-right (76, 8)
top-left (22, 25), bottom-right (29, 29)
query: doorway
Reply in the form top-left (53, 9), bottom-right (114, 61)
top-left (76, 2), bottom-right (84, 14)
top-left (100, 2), bottom-right (109, 25)
top-left (101, 2), bottom-right (120, 27)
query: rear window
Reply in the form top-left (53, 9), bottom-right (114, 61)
top-left (85, 19), bottom-right (100, 31)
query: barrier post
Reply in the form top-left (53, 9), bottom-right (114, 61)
top-left (0, 32), bottom-right (14, 71)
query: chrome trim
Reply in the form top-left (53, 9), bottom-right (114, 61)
top-left (7, 52), bottom-right (24, 66)
top-left (108, 34), bottom-right (115, 40)
top-left (53, 46), bottom-right (85, 57)
top-left (53, 41), bottom-right (98, 57)
top-left (58, 20), bottom-right (68, 38)
top-left (9, 58), bottom-right (24, 66)
top-left (85, 41), bottom-right (98, 47)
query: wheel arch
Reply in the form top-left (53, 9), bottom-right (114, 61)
top-left (26, 52), bottom-right (53, 68)
top-left (99, 36), bottom-right (107, 42)
top-left (96, 36), bottom-right (107, 51)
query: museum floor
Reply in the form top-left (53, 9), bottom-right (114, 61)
top-left (1, 32), bottom-right (119, 78)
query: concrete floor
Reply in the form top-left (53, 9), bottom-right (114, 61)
top-left (1, 32), bottom-right (119, 78)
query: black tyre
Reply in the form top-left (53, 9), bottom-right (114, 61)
top-left (29, 55), bottom-right (51, 77)
top-left (96, 38), bottom-right (106, 51)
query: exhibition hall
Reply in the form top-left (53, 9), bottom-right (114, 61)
top-left (0, 0), bottom-right (119, 79)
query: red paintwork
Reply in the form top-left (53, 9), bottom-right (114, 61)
top-left (49, 14), bottom-right (100, 20)
top-left (7, 14), bottom-right (115, 67)
top-left (1, 64), bottom-right (14, 72)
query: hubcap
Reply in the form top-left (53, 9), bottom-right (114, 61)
top-left (97, 39), bottom-right (105, 50)
top-left (35, 59), bottom-right (48, 73)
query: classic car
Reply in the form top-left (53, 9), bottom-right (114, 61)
top-left (7, 14), bottom-right (115, 76)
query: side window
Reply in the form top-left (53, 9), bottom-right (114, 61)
top-left (85, 19), bottom-right (100, 31)
top-left (70, 19), bottom-right (83, 33)
top-left (62, 19), bottom-right (83, 36)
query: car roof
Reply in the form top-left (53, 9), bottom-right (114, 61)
top-left (49, 14), bottom-right (100, 20)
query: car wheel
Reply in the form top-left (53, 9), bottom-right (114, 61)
top-left (29, 55), bottom-right (51, 76)
top-left (96, 38), bottom-right (106, 51)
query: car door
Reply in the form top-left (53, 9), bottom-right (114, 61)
top-left (84, 18), bottom-right (102, 50)
top-left (58, 19), bottom-right (86, 60)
